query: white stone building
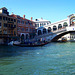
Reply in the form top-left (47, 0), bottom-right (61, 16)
top-left (33, 18), bottom-right (51, 29)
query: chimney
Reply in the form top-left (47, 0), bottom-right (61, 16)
top-left (31, 17), bottom-right (33, 21)
top-left (11, 12), bottom-right (13, 15)
top-left (23, 15), bottom-right (25, 19)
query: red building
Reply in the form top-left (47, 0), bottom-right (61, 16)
top-left (10, 14), bottom-right (36, 42)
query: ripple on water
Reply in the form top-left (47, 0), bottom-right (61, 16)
top-left (0, 42), bottom-right (75, 75)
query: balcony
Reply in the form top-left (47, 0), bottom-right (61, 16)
top-left (0, 34), bottom-right (13, 38)
top-left (7, 25), bottom-right (16, 29)
top-left (7, 21), bottom-right (14, 24)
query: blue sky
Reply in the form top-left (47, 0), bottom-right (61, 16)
top-left (0, 0), bottom-right (75, 23)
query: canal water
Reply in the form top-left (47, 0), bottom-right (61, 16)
top-left (0, 42), bottom-right (75, 75)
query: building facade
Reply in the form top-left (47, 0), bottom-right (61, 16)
top-left (33, 18), bottom-right (51, 29)
top-left (0, 7), bottom-right (17, 44)
top-left (33, 18), bottom-right (51, 36)
top-left (11, 14), bottom-right (36, 42)
top-left (0, 7), bottom-right (36, 44)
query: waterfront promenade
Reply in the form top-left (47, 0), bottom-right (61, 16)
top-left (0, 42), bottom-right (75, 75)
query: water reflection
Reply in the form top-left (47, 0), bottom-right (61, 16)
top-left (0, 45), bottom-right (46, 57)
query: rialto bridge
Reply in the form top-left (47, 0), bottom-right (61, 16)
top-left (35, 14), bottom-right (75, 42)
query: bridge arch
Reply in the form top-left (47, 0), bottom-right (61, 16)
top-left (63, 22), bottom-right (68, 28)
top-left (58, 24), bottom-right (62, 29)
top-left (26, 34), bottom-right (29, 39)
top-left (53, 25), bottom-right (57, 31)
top-left (43, 28), bottom-right (46, 34)
top-left (51, 31), bottom-right (75, 42)
top-left (21, 34), bottom-right (25, 42)
top-left (70, 16), bottom-right (75, 25)
top-left (48, 27), bottom-right (51, 33)
top-left (38, 30), bottom-right (42, 35)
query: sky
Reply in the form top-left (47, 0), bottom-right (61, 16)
top-left (0, 0), bottom-right (75, 23)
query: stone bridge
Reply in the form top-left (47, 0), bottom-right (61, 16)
top-left (35, 26), bottom-right (75, 42)
top-left (34, 14), bottom-right (75, 42)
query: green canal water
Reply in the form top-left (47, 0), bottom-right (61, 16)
top-left (0, 42), bottom-right (75, 75)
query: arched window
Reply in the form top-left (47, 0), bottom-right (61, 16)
top-left (63, 22), bottom-right (68, 28)
top-left (40, 23), bottom-right (43, 27)
top-left (71, 19), bottom-right (75, 26)
top-left (38, 30), bottom-right (42, 35)
top-left (53, 26), bottom-right (57, 31)
top-left (21, 34), bottom-right (24, 39)
top-left (70, 17), bottom-right (75, 25)
top-left (21, 34), bottom-right (24, 42)
top-left (58, 24), bottom-right (62, 29)
top-left (48, 27), bottom-right (51, 33)
top-left (43, 28), bottom-right (46, 34)
top-left (26, 34), bottom-right (28, 39)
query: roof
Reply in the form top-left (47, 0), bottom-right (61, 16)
top-left (33, 18), bottom-right (50, 22)
top-left (0, 7), bottom-right (8, 10)
top-left (10, 14), bottom-right (34, 22)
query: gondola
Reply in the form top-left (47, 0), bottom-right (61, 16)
top-left (13, 42), bottom-right (48, 47)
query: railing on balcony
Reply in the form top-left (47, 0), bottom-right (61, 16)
top-left (7, 24), bottom-right (16, 29)
top-left (0, 34), bottom-right (13, 37)
top-left (7, 21), bottom-right (14, 24)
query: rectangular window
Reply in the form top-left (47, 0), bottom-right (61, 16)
top-left (8, 30), bottom-right (10, 33)
top-left (8, 18), bottom-right (10, 21)
top-left (4, 23), bottom-right (7, 27)
top-left (14, 19), bottom-right (16, 22)
top-left (18, 27), bottom-right (21, 31)
top-left (30, 29), bottom-right (32, 32)
top-left (0, 30), bottom-right (2, 34)
top-left (11, 24), bottom-right (13, 28)
top-left (11, 30), bottom-right (13, 34)
top-left (3, 17), bottom-right (6, 20)
top-left (35, 24), bottom-right (39, 27)
top-left (30, 23), bottom-right (32, 25)
top-left (22, 21), bottom-right (24, 24)
top-left (40, 24), bottom-right (42, 26)
top-left (0, 16), bottom-right (2, 20)
top-left (8, 24), bottom-right (10, 27)
top-left (6, 17), bottom-right (8, 20)
top-left (3, 9), bottom-right (7, 14)
top-left (33, 29), bottom-right (35, 32)
top-left (0, 23), bottom-right (1, 26)
top-left (26, 28), bottom-right (28, 32)
top-left (14, 31), bottom-right (16, 35)
top-left (3, 30), bottom-right (7, 34)
top-left (0, 23), bottom-right (1, 28)
top-left (3, 17), bottom-right (7, 21)
top-left (17, 20), bottom-right (20, 23)
top-left (35, 24), bottom-right (37, 27)
top-left (11, 18), bottom-right (13, 21)
top-left (14, 25), bottom-right (16, 28)
top-left (21, 28), bottom-right (25, 32)
top-left (26, 21), bottom-right (28, 25)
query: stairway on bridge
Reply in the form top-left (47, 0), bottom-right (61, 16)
top-left (34, 26), bottom-right (75, 42)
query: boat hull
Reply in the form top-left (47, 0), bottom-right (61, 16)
top-left (13, 42), bottom-right (48, 47)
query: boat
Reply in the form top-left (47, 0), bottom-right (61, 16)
top-left (13, 42), bottom-right (48, 47)
top-left (61, 37), bottom-right (67, 42)
top-left (8, 41), bottom-right (14, 45)
top-left (8, 41), bottom-right (21, 45)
